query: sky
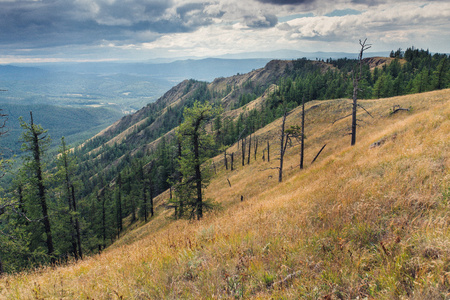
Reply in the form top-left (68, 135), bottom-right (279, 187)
top-left (0, 0), bottom-right (449, 64)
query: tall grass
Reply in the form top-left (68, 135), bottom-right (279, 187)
top-left (1, 89), bottom-right (449, 299)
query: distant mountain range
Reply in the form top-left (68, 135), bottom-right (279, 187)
top-left (8, 49), bottom-right (392, 82)
top-left (27, 58), bottom-right (272, 82)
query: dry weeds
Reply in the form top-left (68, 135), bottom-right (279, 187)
top-left (1, 89), bottom-right (449, 299)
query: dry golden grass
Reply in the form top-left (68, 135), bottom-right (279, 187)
top-left (1, 90), bottom-right (449, 299)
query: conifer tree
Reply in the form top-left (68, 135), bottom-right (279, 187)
top-left (19, 111), bottom-right (54, 261)
top-left (431, 57), bottom-right (449, 90)
top-left (175, 101), bottom-right (216, 220)
top-left (56, 137), bottom-right (82, 259)
top-left (115, 173), bottom-right (123, 236)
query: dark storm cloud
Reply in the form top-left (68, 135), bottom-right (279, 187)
top-left (0, 0), bottom-right (219, 49)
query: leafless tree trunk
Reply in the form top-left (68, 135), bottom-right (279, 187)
top-left (300, 96), bottom-right (305, 169)
top-left (230, 152), bottom-right (234, 171)
top-left (149, 178), bottom-right (154, 218)
top-left (247, 134), bottom-right (251, 165)
top-left (351, 39), bottom-right (371, 146)
top-left (241, 138), bottom-right (246, 166)
top-left (267, 141), bottom-right (270, 162)
top-left (278, 111), bottom-right (289, 182)
top-left (254, 137), bottom-right (258, 160)
top-left (224, 150), bottom-right (228, 170)
top-left (143, 185), bottom-right (148, 222)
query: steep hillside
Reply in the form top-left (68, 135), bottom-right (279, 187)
top-left (2, 89), bottom-right (448, 299)
top-left (78, 59), bottom-right (300, 172)
top-left (89, 59), bottom-right (295, 144)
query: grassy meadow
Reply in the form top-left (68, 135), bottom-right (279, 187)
top-left (1, 89), bottom-right (449, 299)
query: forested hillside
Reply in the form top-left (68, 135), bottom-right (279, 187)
top-left (0, 104), bottom-right (122, 159)
top-left (0, 47), bottom-right (448, 278)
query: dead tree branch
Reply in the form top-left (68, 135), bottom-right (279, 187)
top-left (332, 113), bottom-right (352, 125)
top-left (357, 104), bottom-right (374, 118)
top-left (311, 144), bottom-right (327, 164)
top-left (391, 105), bottom-right (410, 114)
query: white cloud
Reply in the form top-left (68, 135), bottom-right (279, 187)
top-left (104, 0), bottom-right (450, 57)
top-left (1, 0), bottom-right (449, 62)
top-left (276, 2), bottom-right (450, 50)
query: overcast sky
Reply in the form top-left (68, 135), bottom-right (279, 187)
top-left (0, 0), bottom-right (449, 63)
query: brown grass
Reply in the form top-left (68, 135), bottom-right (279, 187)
top-left (1, 90), bottom-right (449, 299)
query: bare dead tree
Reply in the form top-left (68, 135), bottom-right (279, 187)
top-left (300, 96), bottom-right (305, 169)
top-left (278, 110), bottom-right (295, 182)
top-left (149, 176), bottom-right (154, 218)
top-left (224, 150), bottom-right (228, 170)
top-left (230, 152), bottom-right (234, 171)
top-left (224, 150), bottom-right (235, 171)
top-left (241, 137), bottom-right (246, 166)
top-left (214, 161), bottom-right (218, 174)
top-left (351, 39), bottom-right (372, 146)
top-left (391, 104), bottom-right (410, 114)
top-left (254, 136), bottom-right (258, 160)
top-left (260, 112), bottom-right (299, 182)
top-left (247, 134), bottom-right (251, 165)
top-left (267, 140), bottom-right (270, 162)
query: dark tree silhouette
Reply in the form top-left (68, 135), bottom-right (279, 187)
top-left (351, 39), bottom-right (372, 146)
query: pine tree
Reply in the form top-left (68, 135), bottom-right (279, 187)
top-left (56, 137), bottom-right (82, 260)
top-left (175, 101), bottom-right (216, 220)
top-left (19, 111), bottom-right (54, 261)
top-left (431, 57), bottom-right (449, 90)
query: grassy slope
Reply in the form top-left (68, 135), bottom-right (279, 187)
top-left (1, 90), bottom-right (449, 299)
